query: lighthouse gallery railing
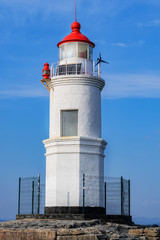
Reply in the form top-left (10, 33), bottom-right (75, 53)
top-left (50, 60), bottom-right (101, 78)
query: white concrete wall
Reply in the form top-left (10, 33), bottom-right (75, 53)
top-left (49, 75), bottom-right (105, 139)
top-left (49, 89), bottom-right (54, 138)
top-left (44, 75), bottom-right (106, 208)
top-left (44, 137), bottom-right (106, 207)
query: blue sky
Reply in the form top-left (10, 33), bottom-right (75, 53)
top-left (0, 0), bottom-right (160, 223)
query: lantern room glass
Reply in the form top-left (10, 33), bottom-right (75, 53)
top-left (59, 43), bottom-right (93, 60)
top-left (89, 46), bottom-right (93, 60)
top-left (78, 43), bottom-right (87, 58)
top-left (60, 45), bottom-right (65, 60)
top-left (66, 43), bottom-right (76, 58)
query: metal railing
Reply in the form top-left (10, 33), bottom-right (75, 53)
top-left (50, 61), bottom-right (101, 78)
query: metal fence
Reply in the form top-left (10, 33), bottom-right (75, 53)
top-left (105, 177), bottom-right (130, 216)
top-left (18, 175), bottom-right (130, 216)
top-left (18, 175), bottom-right (45, 215)
top-left (83, 175), bottom-right (130, 216)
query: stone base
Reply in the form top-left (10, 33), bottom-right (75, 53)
top-left (45, 206), bottom-right (105, 215)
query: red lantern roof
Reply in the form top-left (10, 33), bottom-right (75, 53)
top-left (57, 21), bottom-right (95, 48)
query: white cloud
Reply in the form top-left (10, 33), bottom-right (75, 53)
top-left (1, 74), bottom-right (160, 99)
top-left (0, 85), bottom-right (48, 99)
top-left (102, 73), bottom-right (160, 99)
top-left (94, 40), bottom-right (107, 45)
top-left (1, 0), bottom-right (160, 21)
top-left (111, 40), bottom-right (145, 48)
top-left (137, 19), bottom-right (160, 27)
top-left (111, 43), bottom-right (127, 47)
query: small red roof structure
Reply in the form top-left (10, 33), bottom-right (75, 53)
top-left (57, 21), bottom-right (95, 48)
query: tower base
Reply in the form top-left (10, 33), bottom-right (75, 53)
top-left (44, 136), bottom-right (107, 209)
top-left (45, 206), bottom-right (105, 215)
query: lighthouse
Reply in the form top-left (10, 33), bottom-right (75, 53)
top-left (42, 18), bottom-right (107, 216)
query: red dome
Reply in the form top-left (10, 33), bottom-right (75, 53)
top-left (57, 21), bottom-right (95, 48)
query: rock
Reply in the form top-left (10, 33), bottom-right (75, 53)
top-left (0, 219), bottom-right (159, 240)
top-left (57, 235), bottom-right (101, 240)
top-left (144, 228), bottom-right (160, 237)
top-left (0, 229), bottom-right (56, 240)
top-left (129, 229), bottom-right (144, 236)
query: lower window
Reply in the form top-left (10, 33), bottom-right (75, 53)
top-left (61, 110), bottom-right (78, 136)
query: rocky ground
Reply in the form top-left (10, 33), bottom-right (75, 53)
top-left (0, 219), bottom-right (160, 239)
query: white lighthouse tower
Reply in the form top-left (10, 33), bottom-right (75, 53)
top-left (42, 18), bottom-right (107, 216)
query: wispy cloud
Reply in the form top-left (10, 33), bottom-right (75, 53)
top-left (137, 19), bottom-right (160, 27)
top-left (111, 40), bottom-right (145, 48)
top-left (1, 0), bottom-right (160, 24)
top-left (2, 74), bottom-right (160, 100)
top-left (93, 40), bottom-right (145, 47)
top-left (102, 73), bottom-right (160, 99)
top-left (94, 40), bottom-right (107, 45)
top-left (0, 85), bottom-right (48, 99)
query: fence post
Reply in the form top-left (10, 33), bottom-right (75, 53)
top-left (32, 180), bottom-right (34, 215)
top-left (38, 175), bottom-right (40, 215)
top-left (128, 180), bottom-right (130, 216)
top-left (104, 182), bottom-right (106, 215)
top-left (18, 177), bottom-right (21, 215)
top-left (83, 174), bottom-right (85, 215)
top-left (121, 176), bottom-right (124, 215)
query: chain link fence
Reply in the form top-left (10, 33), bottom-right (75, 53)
top-left (18, 175), bottom-right (130, 216)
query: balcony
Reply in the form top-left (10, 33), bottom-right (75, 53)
top-left (50, 60), bottom-right (101, 78)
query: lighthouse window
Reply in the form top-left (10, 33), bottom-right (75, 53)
top-left (89, 46), bottom-right (93, 60)
top-left (61, 110), bottom-right (78, 137)
top-left (66, 43), bottom-right (76, 58)
top-left (60, 45), bottom-right (65, 60)
top-left (78, 43), bottom-right (87, 58)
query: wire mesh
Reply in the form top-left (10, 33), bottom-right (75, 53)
top-left (18, 175), bottom-right (130, 216)
top-left (123, 179), bottom-right (130, 216)
top-left (19, 176), bottom-right (45, 215)
top-left (83, 176), bottom-right (130, 216)
top-left (84, 175), bottom-right (105, 207)
top-left (105, 177), bottom-right (121, 215)
top-left (40, 184), bottom-right (45, 214)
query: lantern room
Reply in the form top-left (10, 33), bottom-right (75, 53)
top-left (55, 21), bottom-right (95, 76)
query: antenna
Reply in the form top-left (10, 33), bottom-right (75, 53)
top-left (75, 0), bottom-right (77, 21)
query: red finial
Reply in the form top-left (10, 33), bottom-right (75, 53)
top-left (42, 63), bottom-right (50, 79)
top-left (71, 21), bottom-right (81, 32)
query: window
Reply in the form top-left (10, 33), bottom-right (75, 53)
top-left (61, 110), bottom-right (78, 136)
top-left (89, 46), bottom-right (93, 60)
top-left (78, 43), bottom-right (87, 58)
top-left (66, 43), bottom-right (76, 58)
top-left (60, 45), bottom-right (65, 60)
